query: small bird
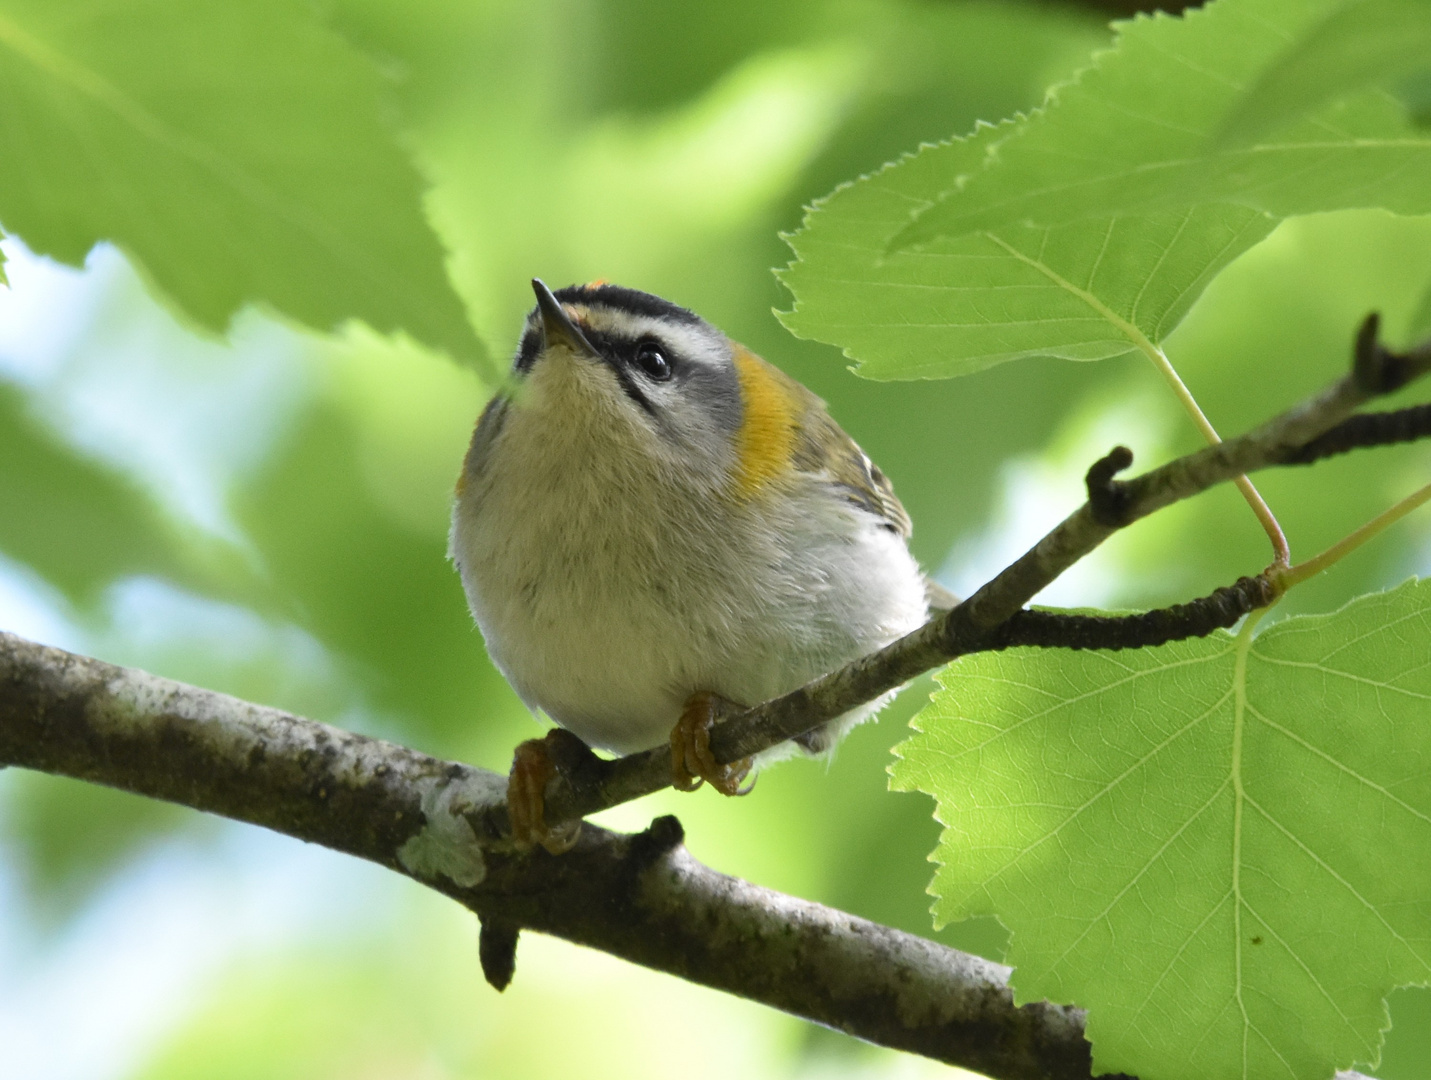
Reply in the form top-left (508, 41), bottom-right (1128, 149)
top-left (450, 280), bottom-right (945, 851)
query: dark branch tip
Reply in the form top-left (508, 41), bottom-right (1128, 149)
top-left (478, 916), bottom-right (520, 991)
top-left (1086, 445), bottom-right (1136, 526)
top-left (1351, 311), bottom-right (1418, 394)
top-left (630, 814), bottom-right (685, 867)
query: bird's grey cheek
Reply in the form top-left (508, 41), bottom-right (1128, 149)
top-left (682, 367), bottom-right (744, 436)
top-left (659, 415), bottom-right (739, 482)
top-left (712, 386), bottom-right (744, 436)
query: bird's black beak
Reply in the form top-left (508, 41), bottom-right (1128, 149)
top-left (532, 279), bottom-right (599, 358)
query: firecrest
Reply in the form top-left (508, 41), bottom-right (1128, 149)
top-left (450, 280), bottom-right (949, 851)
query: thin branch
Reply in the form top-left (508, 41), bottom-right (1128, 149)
top-left (1277, 404), bottom-right (1431, 464)
top-left (993, 575), bottom-right (1277, 651)
top-left (0, 631), bottom-right (1123, 1080)
top-left (539, 315), bottom-right (1431, 828)
top-left (958, 315), bottom-right (1427, 627)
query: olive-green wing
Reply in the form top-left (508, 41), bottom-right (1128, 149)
top-left (791, 390), bottom-right (913, 539)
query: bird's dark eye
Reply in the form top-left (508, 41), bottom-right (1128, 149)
top-left (634, 340), bottom-right (672, 381)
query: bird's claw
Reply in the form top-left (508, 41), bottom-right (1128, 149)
top-left (508, 733), bottom-right (582, 854)
top-left (671, 691), bottom-right (755, 796)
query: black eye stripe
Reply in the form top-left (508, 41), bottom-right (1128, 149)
top-left (578, 329), bottom-right (679, 381)
top-left (511, 319), bottom-right (683, 412)
top-left (606, 357), bottom-right (658, 415)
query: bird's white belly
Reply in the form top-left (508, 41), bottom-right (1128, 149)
top-left (453, 466), bottom-right (929, 755)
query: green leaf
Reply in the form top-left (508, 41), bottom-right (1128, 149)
top-left (0, 0), bottom-right (483, 363)
top-left (897, 0), bottom-right (1431, 249)
top-left (893, 580), bottom-right (1431, 1079)
top-left (1217, 0), bottom-right (1431, 147)
top-left (777, 131), bottom-right (1274, 379)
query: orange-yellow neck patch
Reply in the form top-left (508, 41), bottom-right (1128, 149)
top-left (731, 345), bottom-right (798, 498)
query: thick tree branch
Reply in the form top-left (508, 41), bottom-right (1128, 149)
top-left (540, 316), bottom-right (1431, 828)
top-left (0, 631), bottom-right (1122, 1080)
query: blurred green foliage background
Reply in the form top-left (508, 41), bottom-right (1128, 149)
top-left (2, 1), bottom-right (1430, 1077)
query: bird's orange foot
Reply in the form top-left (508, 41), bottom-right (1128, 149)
top-left (670, 691), bottom-right (754, 796)
top-left (507, 731), bottom-right (584, 854)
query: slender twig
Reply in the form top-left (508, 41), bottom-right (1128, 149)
top-left (1278, 404), bottom-right (1431, 464)
top-left (993, 576), bottom-right (1277, 651)
top-left (0, 632), bottom-right (1120, 1080)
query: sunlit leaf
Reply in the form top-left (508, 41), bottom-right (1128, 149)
top-left (777, 129), bottom-right (1273, 379)
top-left (1217, 0), bottom-right (1431, 147)
top-left (897, 0), bottom-right (1431, 249)
top-left (0, 0), bottom-right (483, 362)
top-left (893, 579), bottom-right (1431, 1079)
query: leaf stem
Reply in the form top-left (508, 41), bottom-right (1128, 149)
top-left (1279, 478), bottom-right (1431, 590)
top-left (1143, 344), bottom-right (1291, 567)
top-left (975, 231), bottom-right (1291, 564)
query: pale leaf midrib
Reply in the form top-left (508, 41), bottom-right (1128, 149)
top-left (913, 137), bottom-right (1431, 243)
top-left (980, 229), bottom-right (1165, 362)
